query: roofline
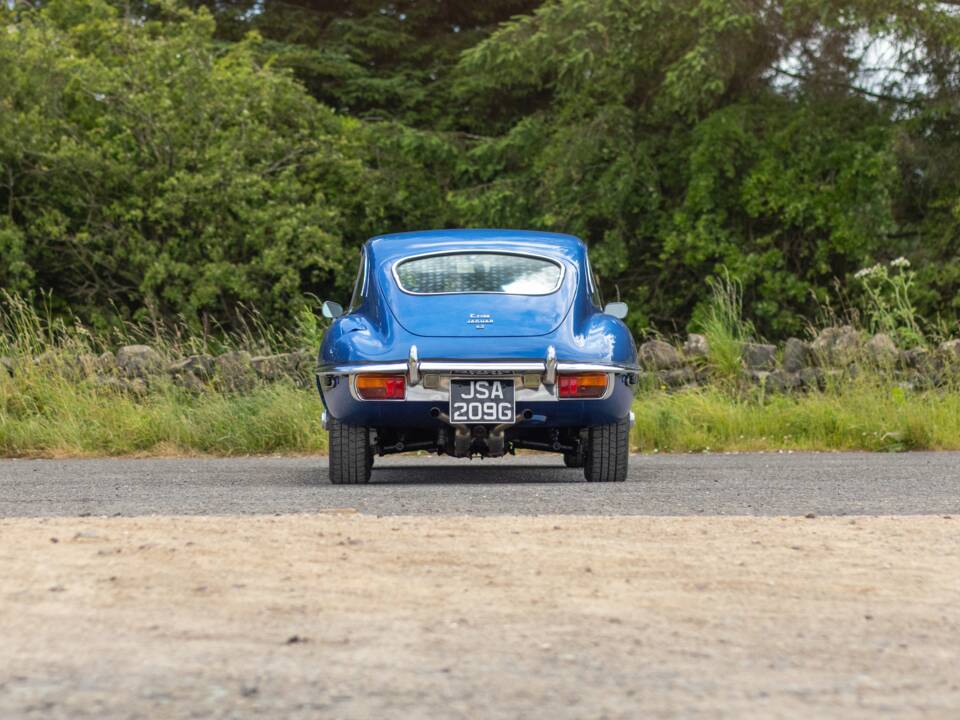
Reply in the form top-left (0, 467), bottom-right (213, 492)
top-left (368, 228), bottom-right (584, 243)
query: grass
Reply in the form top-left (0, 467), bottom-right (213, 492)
top-left (3, 291), bottom-right (960, 458)
top-left (699, 270), bottom-right (756, 380)
top-left (632, 383), bottom-right (960, 453)
top-left (3, 361), bottom-right (960, 457)
top-left (0, 293), bottom-right (327, 457)
top-left (0, 369), bottom-right (327, 457)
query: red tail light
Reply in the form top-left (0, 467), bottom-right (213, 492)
top-left (356, 374), bottom-right (406, 400)
top-left (558, 373), bottom-right (608, 398)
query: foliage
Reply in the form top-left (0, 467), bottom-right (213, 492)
top-left (631, 381), bottom-right (960, 454)
top-left (0, 0), bottom-right (367, 329)
top-left (3, 0), bottom-right (960, 339)
top-left (697, 270), bottom-right (756, 379)
top-left (452, 0), bottom-right (960, 337)
top-left (853, 257), bottom-right (925, 347)
top-left (0, 371), bottom-right (327, 457)
top-left (0, 291), bottom-right (326, 456)
top-left (3, 292), bottom-right (960, 457)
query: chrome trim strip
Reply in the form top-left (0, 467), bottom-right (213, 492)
top-left (390, 250), bottom-right (566, 297)
top-left (317, 361), bottom-right (639, 376)
top-left (556, 362), bottom-right (639, 373)
top-left (319, 362), bottom-right (408, 375)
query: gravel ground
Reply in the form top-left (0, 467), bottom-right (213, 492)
top-left (1, 452), bottom-right (959, 517)
top-left (1, 514), bottom-right (957, 719)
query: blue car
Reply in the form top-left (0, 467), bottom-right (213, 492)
top-left (316, 229), bottom-right (639, 483)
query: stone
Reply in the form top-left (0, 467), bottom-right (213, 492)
top-left (251, 354), bottom-right (289, 382)
top-left (215, 350), bottom-right (257, 393)
top-left (31, 351), bottom-right (96, 380)
top-left (898, 348), bottom-right (922, 370)
top-left (683, 333), bottom-right (709, 360)
top-left (0, 357), bottom-right (14, 377)
top-left (782, 338), bottom-right (811, 373)
top-left (865, 333), bottom-right (898, 367)
top-left (898, 347), bottom-right (940, 373)
top-left (798, 366), bottom-right (824, 391)
top-left (172, 371), bottom-right (206, 394)
top-left (168, 354), bottom-right (214, 380)
top-left (639, 340), bottom-right (683, 370)
top-left (693, 365), bottom-right (713, 385)
top-left (94, 351), bottom-right (116, 375)
top-left (92, 376), bottom-right (148, 395)
top-left (658, 367), bottom-right (696, 388)
top-left (289, 349), bottom-right (316, 387)
top-left (741, 369), bottom-right (770, 386)
top-left (60, 353), bottom-right (100, 382)
top-left (742, 342), bottom-right (776, 370)
top-left (765, 369), bottom-right (800, 393)
top-left (116, 345), bottom-right (163, 378)
top-left (938, 339), bottom-right (960, 361)
top-left (811, 326), bottom-right (860, 366)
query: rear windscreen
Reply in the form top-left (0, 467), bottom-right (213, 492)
top-left (394, 253), bottom-right (562, 295)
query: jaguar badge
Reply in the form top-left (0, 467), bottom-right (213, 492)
top-left (467, 313), bottom-right (494, 330)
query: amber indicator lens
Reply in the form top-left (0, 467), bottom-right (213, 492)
top-left (558, 373), bottom-right (607, 398)
top-left (356, 374), bottom-right (406, 400)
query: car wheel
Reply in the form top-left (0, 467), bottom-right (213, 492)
top-left (328, 418), bottom-right (373, 484)
top-left (583, 418), bottom-right (629, 482)
top-left (563, 451), bottom-right (584, 468)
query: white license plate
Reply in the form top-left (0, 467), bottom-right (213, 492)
top-left (449, 379), bottom-right (515, 423)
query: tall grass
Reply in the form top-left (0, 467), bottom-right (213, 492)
top-left (3, 292), bottom-right (960, 457)
top-left (0, 293), bottom-right (326, 457)
top-left (0, 376), bottom-right (326, 457)
top-left (699, 270), bottom-right (756, 380)
top-left (632, 383), bottom-right (960, 453)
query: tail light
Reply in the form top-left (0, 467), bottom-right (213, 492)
top-left (558, 373), bottom-right (607, 398)
top-left (356, 374), bottom-right (406, 400)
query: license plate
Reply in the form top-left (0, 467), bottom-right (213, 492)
top-left (449, 379), bottom-right (515, 423)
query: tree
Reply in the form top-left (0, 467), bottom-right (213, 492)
top-left (1, 0), bottom-right (365, 327)
top-left (452, 0), bottom-right (960, 336)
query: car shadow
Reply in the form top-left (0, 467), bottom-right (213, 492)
top-left (355, 464), bottom-right (581, 486)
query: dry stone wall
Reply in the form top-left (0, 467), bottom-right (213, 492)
top-left (639, 327), bottom-right (960, 392)
top-left (0, 346), bottom-right (315, 393)
top-left (4, 326), bottom-right (960, 395)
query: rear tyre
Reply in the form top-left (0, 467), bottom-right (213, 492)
top-left (328, 418), bottom-right (373, 484)
top-left (583, 418), bottom-right (629, 482)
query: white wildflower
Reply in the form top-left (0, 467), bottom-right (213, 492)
top-left (854, 264), bottom-right (882, 279)
top-left (891, 256), bottom-right (911, 268)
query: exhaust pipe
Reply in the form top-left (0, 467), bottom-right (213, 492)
top-left (431, 407), bottom-right (471, 456)
top-left (488, 409), bottom-right (534, 456)
top-left (431, 407), bottom-right (536, 457)
top-left (492, 408), bottom-right (533, 435)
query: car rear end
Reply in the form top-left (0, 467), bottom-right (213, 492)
top-left (317, 232), bottom-right (638, 482)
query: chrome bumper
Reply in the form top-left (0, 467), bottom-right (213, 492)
top-left (316, 344), bottom-right (639, 382)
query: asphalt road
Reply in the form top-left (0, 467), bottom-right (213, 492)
top-left (1, 452), bottom-right (959, 517)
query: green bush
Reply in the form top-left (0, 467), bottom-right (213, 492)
top-left (4, 1), bottom-right (960, 340)
top-left (0, 0), bottom-right (364, 329)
